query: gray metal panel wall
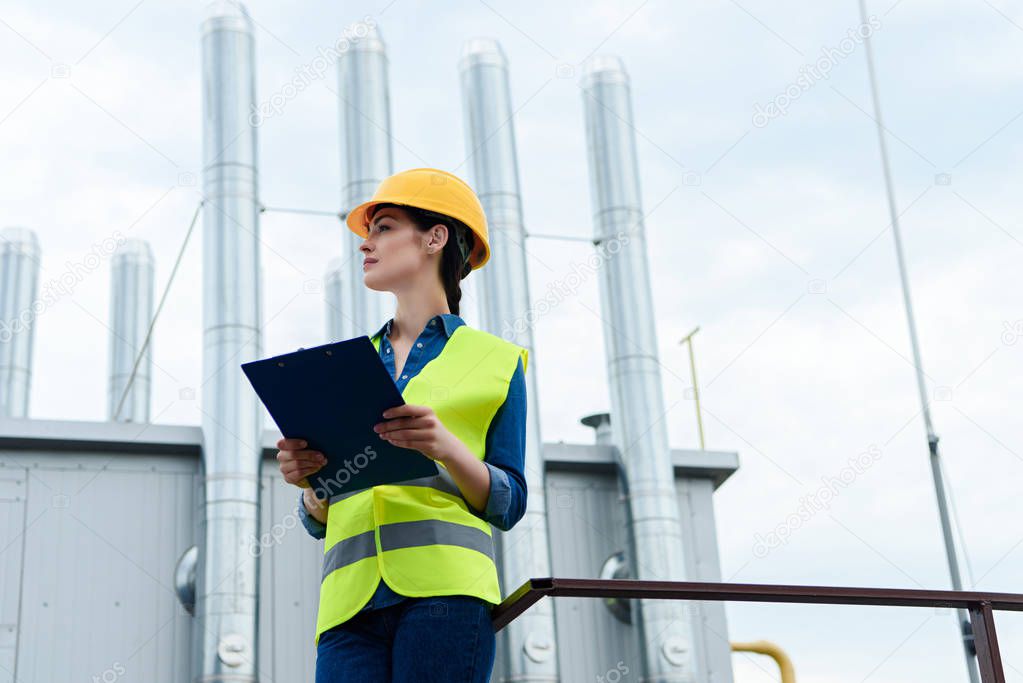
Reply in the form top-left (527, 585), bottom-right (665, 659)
top-left (542, 469), bottom-right (643, 681)
top-left (256, 459), bottom-right (323, 682)
top-left (534, 445), bottom-right (737, 683)
top-left (0, 428), bottom-right (736, 681)
top-left (1, 449), bottom-right (194, 683)
top-left (0, 469), bottom-right (25, 683)
top-left (676, 477), bottom-right (734, 683)
top-left (0, 447), bottom-right (327, 681)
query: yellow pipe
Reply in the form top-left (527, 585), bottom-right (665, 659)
top-left (731, 640), bottom-right (795, 683)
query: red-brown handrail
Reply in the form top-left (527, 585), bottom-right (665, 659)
top-left (493, 578), bottom-right (1023, 682)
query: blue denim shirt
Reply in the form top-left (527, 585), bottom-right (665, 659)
top-left (296, 312), bottom-right (527, 612)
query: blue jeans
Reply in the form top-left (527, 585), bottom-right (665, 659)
top-left (315, 594), bottom-right (497, 682)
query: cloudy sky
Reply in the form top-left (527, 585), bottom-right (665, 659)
top-left (2, 0), bottom-right (1021, 680)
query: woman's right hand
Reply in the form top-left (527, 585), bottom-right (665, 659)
top-left (276, 437), bottom-right (327, 489)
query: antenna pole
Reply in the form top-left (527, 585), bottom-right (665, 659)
top-left (858, 2), bottom-right (979, 679)
top-left (679, 326), bottom-right (706, 450)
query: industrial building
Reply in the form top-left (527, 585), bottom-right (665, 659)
top-left (7, 2), bottom-right (952, 681)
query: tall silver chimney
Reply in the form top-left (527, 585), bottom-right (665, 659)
top-left (338, 23), bottom-right (393, 338)
top-left (197, 2), bottom-right (264, 679)
top-left (581, 55), bottom-right (697, 682)
top-left (0, 226), bottom-right (41, 418)
top-left (459, 38), bottom-right (560, 681)
top-left (107, 238), bottom-right (154, 422)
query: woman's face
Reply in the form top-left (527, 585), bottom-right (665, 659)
top-left (359, 205), bottom-right (445, 292)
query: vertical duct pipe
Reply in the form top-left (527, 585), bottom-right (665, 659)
top-left (581, 55), bottom-right (697, 682)
top-left (323, 256), bottom-right (347, 341)
top-left (459, 38), bottom-right (559, 681)
top-left (581, 412), bottom-right (613, 446)
top-left (198, 2), bottom-right (264, 679)
top-left (107, 239), bottom-right (154, 422)
top-left (337, 23), bottom-right (393, 338)
top-left (0, 226), bottom-right (41, 418)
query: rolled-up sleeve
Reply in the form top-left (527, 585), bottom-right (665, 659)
top-left (469, 356), bottom-right (528, 532)
top-left (296, 490), bottom-right (327, 540)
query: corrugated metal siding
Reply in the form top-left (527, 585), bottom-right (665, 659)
top-left (677, 477), bottom-right (735, 683)
top-left (544, 469), bottom-right (642, 681)
top-left (0, 440), bottom-right (734, 682)
top-left (499, 466), bottom-right (735, 683)
top-left (4, 450), bottom-right (194, 682)
top-left (257, 461), bottom-right (323, 682)
top-left (0, 451), bottom-right (326, 681)
top-left (0, 468), bottom-right (26, 683)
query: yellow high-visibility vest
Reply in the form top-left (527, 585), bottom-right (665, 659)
top-left (314, 324), bottom-right (528, 645)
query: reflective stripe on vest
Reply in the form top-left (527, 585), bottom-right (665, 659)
top-left (313, 324), bottom-right (528, 645)
top-left (327, 468), bottom-right (462, 506)
top-left (321, 518), bottom-right (497, 581)
top-left (321, 530), bottom-right (376, 581)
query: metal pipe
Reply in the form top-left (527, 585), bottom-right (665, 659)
top-left (197, 2), bottom-right (264, 678)
top-left (580, 55), bottom-right (698, 682)
top-left (493, 576), bottom-right (1018, 683)
top-left (0, 226), bottom-right (41, 418)
top-left (494, 577), bottom-right (1023, 626)
top-left (113, 202), bottom-right (203, 424)
top-left (107, 239), bottom-right (154, 422)
top-left (730, 641), bottom-right (795, 683)
top-left (459, 38), bottom-right (560, 681)
top-left (337, 22), bottom-right (392, 339)
top-left (581, 412), bottom-right (613, 446)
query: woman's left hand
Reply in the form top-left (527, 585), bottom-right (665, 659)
top-left (373, 404), bottom-right (457, 463)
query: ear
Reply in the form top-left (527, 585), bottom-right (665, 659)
top-left (425, 223), bottom-right (449, 251)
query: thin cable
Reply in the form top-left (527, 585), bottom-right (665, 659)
top-left (945, 467), bottom-right (978, 587)
top-left (525, 231), bottom-right (596, 243)
top-left (260, 205), bottom-right (345, 220)
top-left (113, 199), bottom-right (204, 421)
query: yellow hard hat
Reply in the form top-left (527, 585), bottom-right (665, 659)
top-left (345, 168), bottom-right (491, 272)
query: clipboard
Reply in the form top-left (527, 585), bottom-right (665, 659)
top-left (240, 335), bottom-right (440, 499)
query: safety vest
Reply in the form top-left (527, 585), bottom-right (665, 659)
top-left (314, 324), bottom-right (529, 644)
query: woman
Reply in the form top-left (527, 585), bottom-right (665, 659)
top-left (275, 167), bottom-right (529, 682)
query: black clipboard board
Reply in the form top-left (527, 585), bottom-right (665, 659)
top-left (241, 335), bottom-right (439, 499)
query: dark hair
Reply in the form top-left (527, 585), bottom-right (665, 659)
top-left (368, 202), bottom-right (475, 316)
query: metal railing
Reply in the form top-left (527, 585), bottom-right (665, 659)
top-left (493, 578), bottom-right (1023, 682)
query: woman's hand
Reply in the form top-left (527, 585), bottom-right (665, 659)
top-left (277, 437), bottom-right (329, 523)
top-left (374, 404), bottom-right (458, 463)
top-left (375, 404), bottom-right (494, 513)
top-left (275, 437), bottom-right (327, 488)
